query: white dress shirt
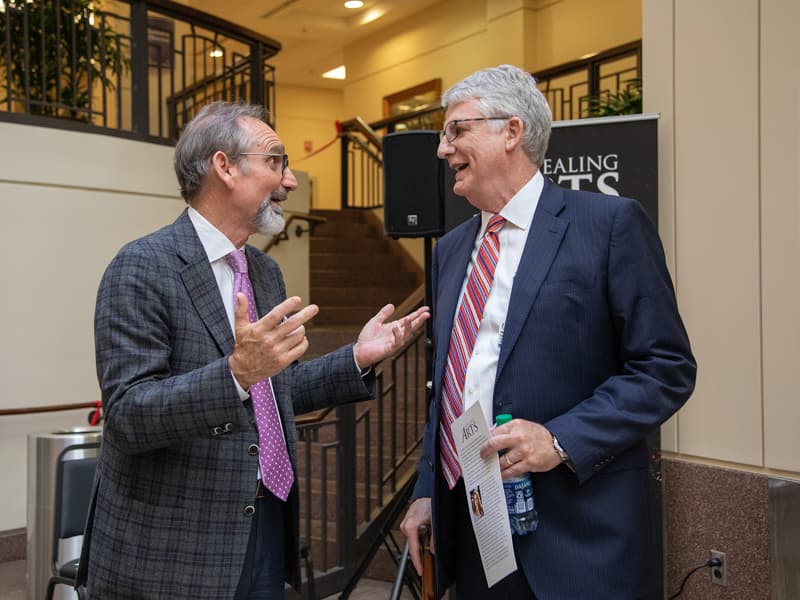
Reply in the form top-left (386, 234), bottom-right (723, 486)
top-left (458, 170), bottom-right (544, 426)
top-left (187, 207), bottom-right (284, 444)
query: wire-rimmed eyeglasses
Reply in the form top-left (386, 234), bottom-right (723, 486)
top-left (439, 117), bottom-right (510, 143)
top-left (239, 152), bottom-right (289, 175)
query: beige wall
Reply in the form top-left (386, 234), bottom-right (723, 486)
top-left (643, 0), bottom-right (800, 475)
top-left (0, 123), bottom-right (181, 530)
top-left (343, 0), bottom-right (641, 123)
top-left (275, 84), bottom-right (343, 209)
top-left (525, 0), bottom-right (641, 70)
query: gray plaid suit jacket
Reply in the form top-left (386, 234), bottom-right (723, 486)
top-left (77, 210), bottom-right (373, 598)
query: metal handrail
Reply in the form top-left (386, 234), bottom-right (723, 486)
top-left (262, 211), bottom-right (327, 254)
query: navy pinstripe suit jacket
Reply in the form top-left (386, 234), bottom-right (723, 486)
top-left (413, 178), bottom-right (696, 599)
top-left (78, 210), bottom-right (373, 598)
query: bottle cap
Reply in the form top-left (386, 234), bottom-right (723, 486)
top-left (495, 413), bottom-right (512, 426)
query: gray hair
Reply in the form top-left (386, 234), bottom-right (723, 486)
top-left (174, 101), bottom-right (267, 202)
top-left (442, 64), bottom-right (552, 165)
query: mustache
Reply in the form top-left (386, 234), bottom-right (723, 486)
top-left (270, 187), bottom-right (289, 203)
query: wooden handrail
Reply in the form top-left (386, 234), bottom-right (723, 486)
top-left (0, 401), bottom-right (99, 417)
top-left (295, 407), bottom-right (334, 427)
top-left (360, 104), bottom-right (444, 133)
top-left (338, 116), bottom-right (383, 150)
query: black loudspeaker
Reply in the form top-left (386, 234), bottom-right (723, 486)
top-left (383, 131), bottom-right (477, 238)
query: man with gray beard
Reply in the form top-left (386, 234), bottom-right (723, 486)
top-left (78, 101), bottom-right (429, 599)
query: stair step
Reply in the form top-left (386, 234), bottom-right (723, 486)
top-left (312, 306), bottom-right (390, 326)
top-left (311, 208), bottom-right (370, 223)
top-left (312, 286), bottom-right (416, 307)
top-left (313, 221), bottom-right (379, 239)
top-left (305, 326), bottom-right (360, 358)
top-left (311, 237), bottom-right (390, 254)
top-left (312, 253), bottom-right (404, 271)
top-left (311, 270), bottom-right (417, 287)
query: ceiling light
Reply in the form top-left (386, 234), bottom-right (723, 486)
top-left (322, 65), bottom-right (346, 80)
top-left (359, 8), bottom-right (384, 24)
top-left (344, 1), bottom-right (364, 8)
top-left (209, 49), bottom-right (223, 58)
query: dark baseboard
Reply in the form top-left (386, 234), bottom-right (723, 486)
top-left (0, 528), bottom-right (25, 562)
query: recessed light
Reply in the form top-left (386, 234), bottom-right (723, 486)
top-left (322, 65), bottom-right (346, 80)
top-left (344, 1), bottom-right (364, 9)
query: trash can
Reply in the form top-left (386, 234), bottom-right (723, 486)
top-left (27, 428), bottom-right (102, 600)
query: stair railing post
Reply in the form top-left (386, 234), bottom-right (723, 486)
top-left (336, 403), bottom-right (357, 572)
top-left (340, 134), bottom-right (350, 209)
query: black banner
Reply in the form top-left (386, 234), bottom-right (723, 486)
top-left (543, 113), bottom-right (659, 225)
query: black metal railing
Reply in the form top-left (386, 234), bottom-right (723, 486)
top-left (534, 40), bottom-right (641, 121)
top-left (0, 0), bottom-right (280, 142)
top-left (290, 291), bottom-right (428, 598)
top-left (339, 105), bottom-right (443, 210)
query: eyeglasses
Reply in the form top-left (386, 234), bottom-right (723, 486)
top-left (239, 152), bottom-right (289, 175)
top-left (439, 117), bottom-right (510, 143)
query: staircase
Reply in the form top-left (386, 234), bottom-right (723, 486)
top-left (294, 208), bottom-right (427, 592)
top-left (308, 208), bottom-right (422, 332)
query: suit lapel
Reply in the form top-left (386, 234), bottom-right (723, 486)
top-left (497, 179), bottom-right (568, 377)
top-left (174, 211), bottom-right (236, 355)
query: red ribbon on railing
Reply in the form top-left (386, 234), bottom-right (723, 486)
top-left (88, 400), bottom-right (103, 426)
top-left (291, 121), bottom-right (343, 164)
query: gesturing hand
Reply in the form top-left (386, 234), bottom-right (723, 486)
top-left (353, 304), bottom-right (431, 369)
top-left (229, 295), bottom-right (319, 389)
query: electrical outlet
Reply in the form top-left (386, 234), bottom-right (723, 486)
top-left (710, 550), bottom-right (727, 586)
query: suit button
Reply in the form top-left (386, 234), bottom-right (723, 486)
top-left (248, 443), bottom-right (259, 456)
top-left (243, 505), bottom-right (255, 517)
top-left (211, 426), bottom-right (222, 436)
top-left (224, 422), bottom-right (234, 432)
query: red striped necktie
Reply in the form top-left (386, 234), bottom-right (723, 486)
top-left (440, 214), bottom-right (506, 489)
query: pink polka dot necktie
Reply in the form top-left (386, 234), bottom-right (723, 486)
top-left (440, 214), bottom-right (506, 489)
top-left (226, 249), bottom-right (294, 501)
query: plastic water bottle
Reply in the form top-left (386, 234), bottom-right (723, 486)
top-left (495, 413), bottom-right (538, 535)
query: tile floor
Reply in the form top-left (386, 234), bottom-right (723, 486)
top-left (0, 559), bottom-right (412, 600)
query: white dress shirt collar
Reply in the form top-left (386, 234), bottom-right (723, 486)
top-left (187, 206), bottom-right (239, 260)
top-left (478, 169), bottom-right (544, 234)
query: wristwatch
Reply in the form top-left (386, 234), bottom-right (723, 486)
top-left (551, 434), bottom-right (575, 472)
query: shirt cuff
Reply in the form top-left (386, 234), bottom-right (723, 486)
top-left (230, 370), bottom-right (250, 401)
top-left (353, 345), bottom-right (372, 378)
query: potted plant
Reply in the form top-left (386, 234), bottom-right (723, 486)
top-left (0, 0), bottom-right (129, 121)
top-left (588, 78), bottom-right (642, 117)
